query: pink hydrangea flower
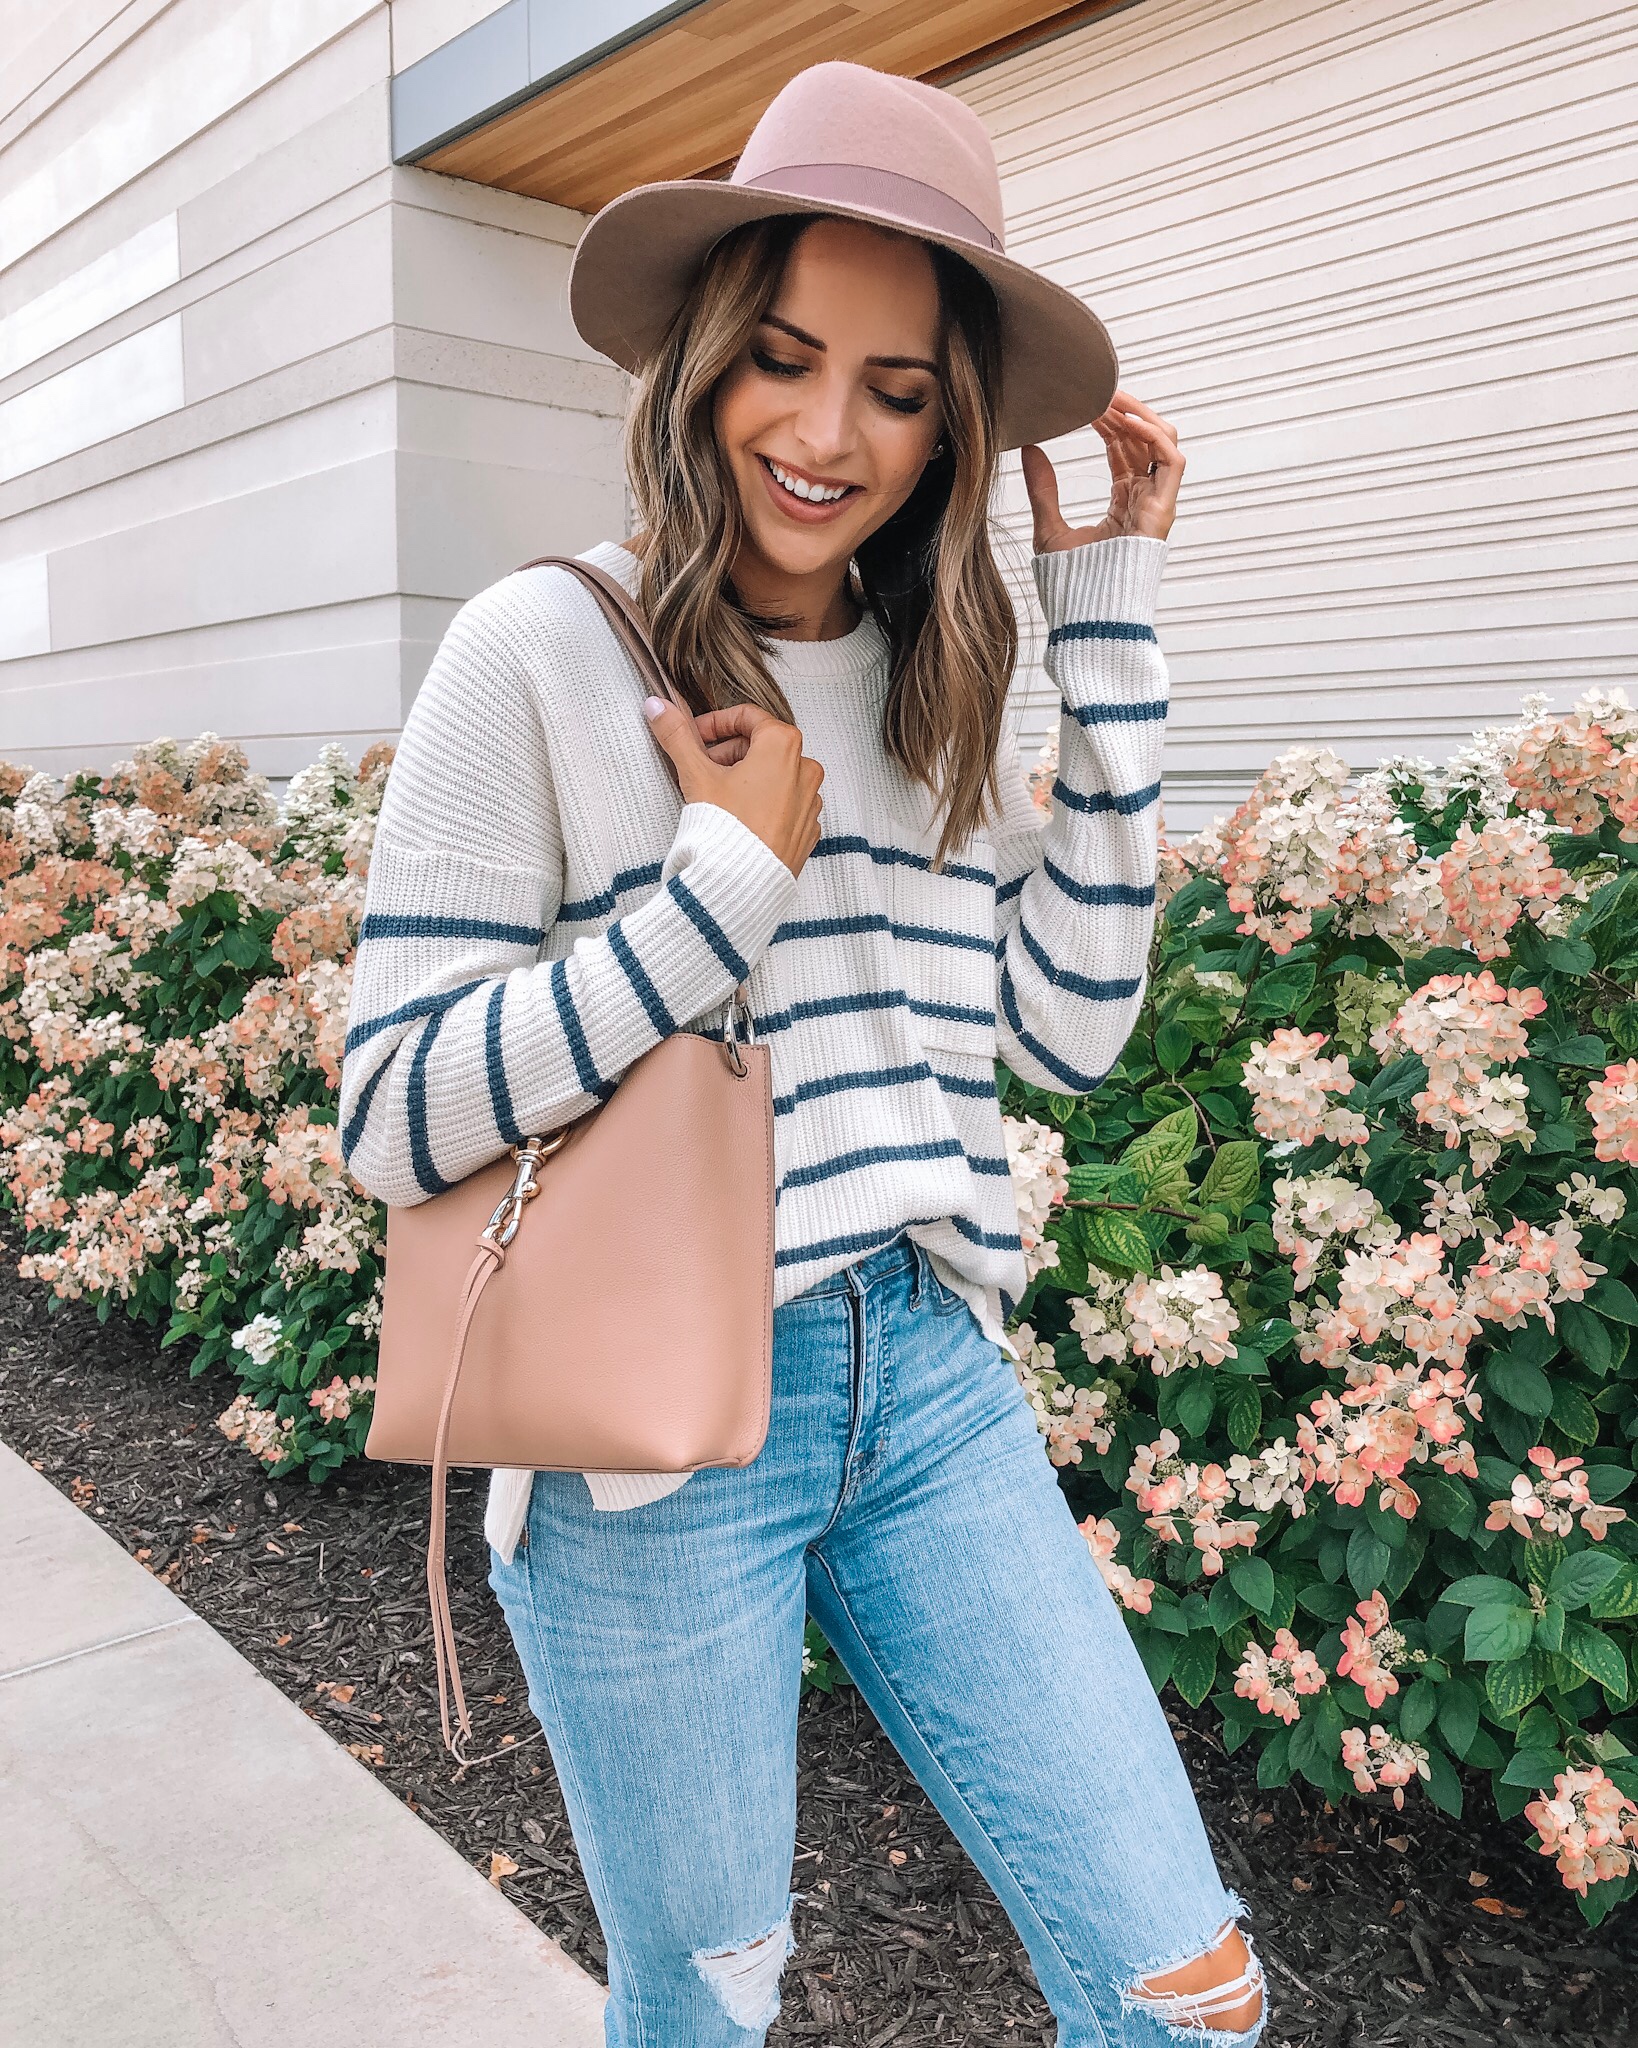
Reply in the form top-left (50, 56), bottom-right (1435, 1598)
top-left (1234, 1629), bottom-right (1327, 1725)
top-left (1588, 1059), bottom-right (1638, 1167)
top-left (1125, 1430), bottom-right (1260, 1575)
top-left (1340, 1725), bottom-right (1431, 1809)
top-left (1078, 1515), bottom-right (1155, 1614)
top-left (1524, 1767), bottom-right (1638, 1896)
top-left (1335, 1593), bottom-right (1413, 1709)
top-left (1243, 1029), bottom-right (1368, 1148)
top-left (1485, 1448), bottom-right (1628, 1541)
top-left (1436, 816), bottom-right (1567, 962)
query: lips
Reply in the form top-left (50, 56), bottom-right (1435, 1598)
top-left (755, 454), bottom-right (861, 524)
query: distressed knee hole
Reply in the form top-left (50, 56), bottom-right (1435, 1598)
top-left (1127, 1923), bottom-right (1265, 2039)
top-left (689, 1902), bottom-right (796, 2030)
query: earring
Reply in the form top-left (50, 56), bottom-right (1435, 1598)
top-left (931, 438), bottom-right (947, 459)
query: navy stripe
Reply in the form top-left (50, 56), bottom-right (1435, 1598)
top-left (778, 1136), bottom-right (965, 1199)
top-left (752, 988), bottom-right (908, 1036)
top-left (771, 910), bottom-right (993, 957)
top-left (668, 874), bottom-right (749, 981)
top-left (999, 1286), bottom-right (1019, 1320)
top-left (1048, 619), bottom-right (1157, 647)
top-left (947, 1212), bottom-right (1026, 1253)
top-left (1042, 855), bottom-right (1157, 910)
top-left (483, 981), bottom-right (523, 1147)
top-left (1016, 919), bottom-right (1142, 1003)
top-left (997, 870), bottom-right (1028, 907)
top-left (774, 1061), bottom-right (935, 1116)
top-left (810, 832), bottom-right (990, 886)
top-left (965, 1152), bottom-right (1012, 1178)
top-left (407, 1012), bottom-right (452, 1196)
top-left (932, 1068), bottom-right (998, 1099)
top-left (1069, 698), bottom-right (1168, 729)
top-left (774, 1214), bottom-right (964, 1271)
top-left (892, 919), bottom-right (993, 955)
top-left (359, 913), bottom-right (543, 946)
top-left (345, 978), bottom-right (486, 1055)
top-left (340, 1053), bottom-right (391, 1164)
top-left (910, 995), bottom-right (994, 1029)
top-left (608, 920), bottom-right (676, 1038)
top-left (559, 860), bottom-right (665, 923)
top-left (999, 963), bottom-right (1110, 1094)
top-left (1050, 775), bottom-right (1163, 819)
top-left (550, 958), bottom-right (613, 1103)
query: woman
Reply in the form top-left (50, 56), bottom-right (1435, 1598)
top-left (342, 60), bottom-right (1264, 2048)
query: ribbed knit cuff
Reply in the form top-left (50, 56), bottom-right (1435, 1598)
top-left (666, 799), bottom-right (800, 975)
top-left (1032, 534), bottom-right (1169, 627)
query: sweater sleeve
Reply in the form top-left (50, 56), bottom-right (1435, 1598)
top-left (992, 535), bottom-right (1169, 1095)
top-left (339, 578), bottom-right (799, 1207)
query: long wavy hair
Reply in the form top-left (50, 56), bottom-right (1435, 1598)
top-left (624, 213), bottom-right (1016, 872)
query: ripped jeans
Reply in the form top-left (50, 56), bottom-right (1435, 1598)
top-left (487, 1230), bottom-right (1264, 2046)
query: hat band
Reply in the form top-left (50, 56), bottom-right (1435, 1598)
top-left (735, 163), bottom-right (1003, 255)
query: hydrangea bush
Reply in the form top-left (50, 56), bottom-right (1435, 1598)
top-left (1001, 691), bottom-right (1638, 1922)
top-left (0, 737), bottom-right (390, 1478)
top-left (4, 690), bottom-right (1638, 1919)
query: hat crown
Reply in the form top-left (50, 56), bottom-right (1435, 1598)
top-left (731, 61), bottom-right (1006, 253)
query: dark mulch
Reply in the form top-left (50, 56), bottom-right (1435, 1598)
top-left (2, 1257), bottom-right (1633, 2046)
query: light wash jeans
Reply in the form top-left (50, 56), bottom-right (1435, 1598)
top-left (487, 1230), bottom-right (1263, 2047)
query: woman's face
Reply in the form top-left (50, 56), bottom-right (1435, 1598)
top-left (713, 216), bottom-right (946, 589)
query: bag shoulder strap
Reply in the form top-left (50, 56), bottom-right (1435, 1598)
top-left (515, 553), bottom-right (688, 714)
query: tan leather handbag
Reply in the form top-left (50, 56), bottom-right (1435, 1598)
top-left (365, 557), bottom-right (775, 1759)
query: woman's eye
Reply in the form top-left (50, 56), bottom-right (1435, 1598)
top-left (751, 347), bottom-right (805, 378)
top-left (875, 389), bottom-right (928, 416)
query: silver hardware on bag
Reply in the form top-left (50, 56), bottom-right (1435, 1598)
top-left (721, 986), bottom-right (756, 1077)
top-left (483, 1131), bottom-right (568, 1248)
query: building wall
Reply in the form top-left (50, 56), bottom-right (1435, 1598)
top-left (956, 0), bottom-right (1638, 829)
top-left (0, 0), bottom-right (627, 778)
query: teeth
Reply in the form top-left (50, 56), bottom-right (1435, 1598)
top-left (767, 459), bottom-right (849, 504)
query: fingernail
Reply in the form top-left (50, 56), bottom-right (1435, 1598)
top-left (643, 696), bottom-right (665, 718)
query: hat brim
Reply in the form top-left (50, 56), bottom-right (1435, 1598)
top-left (568, 180), bottom-right (1117, 451)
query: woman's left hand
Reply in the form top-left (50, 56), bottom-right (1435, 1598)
top-left (1022, 390), bottom-right (1183, 552)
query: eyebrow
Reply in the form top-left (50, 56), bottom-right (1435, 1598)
top-left (761, 311), bottom-right (938, 375)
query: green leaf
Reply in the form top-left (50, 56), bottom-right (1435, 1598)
top-left (1549, 1550), bottom-right (1623, 1611)
top-left (1502, 1745), bottom-right (1569, 1789)
top-left (1171, 1633), bottom-right (1219, 1708)
top-left (1561, 1620), bottom-right (1631, 1699)
top-left (1486, 1651), bottom-right (1551, 1718)
top-left (1399, 1676), bottom-right (1438, 1740)
top-left (1560, 1304), bottom-right (1614, 1378)
top-left (1540, 1033), bottom-right (1613, 1068)
top-left (1536, 1599), bottom-right (1566, 1655)
top-left (1244, 960), bottom-right (1317, 1017)
top-left (1296, 1581), bottom-right (1355, 1625)
top-left (1590, 1276), bottom-right (1638, 1327)
top-left (1422, 1744), bottom-right (1464, 1818)
top-left (1485, 1353), bottom-right (1555, 1418)
top-left (1465, 1603), bottom-right (1536, 1663)
top-left (1229, 1556), bottom-right (1276, 1616)
top-left (1154, 1020), bottom-right (1193, 1074)
top-left (1083, 1208), bottom-right (1154, 1275)
top-left (1589, 1566), bottom-right (1638, 1621)
top-left (1197, 1141), bottom-right (1260, 1217)
top-left (1347, 1526), bottom-right (1391, 1598)
top-left (1134, 1629), bottom-right (1177, 1693)
top-left (1443, 1574), bottom-right (1529, 1609)
top-left (1544, 936), bottom-right (1596, 975)
top-left (1175, 1375), bottom-right (1214, 1439)
top-left (1222, 1380), bottom-right (1263, 1452)
top-left (1436, 1676), bottom-right (1481, 1759)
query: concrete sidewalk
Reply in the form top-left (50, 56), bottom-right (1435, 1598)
top-left (0, 1441), bottom-right (607, 2048)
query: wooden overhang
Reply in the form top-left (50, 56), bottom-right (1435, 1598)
top-left (393, 0), bottom-right (1135, 213)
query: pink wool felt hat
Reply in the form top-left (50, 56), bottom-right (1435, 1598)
top-left (568, 60), bottom-right (1118, 450)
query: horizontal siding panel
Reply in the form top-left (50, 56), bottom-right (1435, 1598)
top-left (957, 0), bottom-right (1638, 832)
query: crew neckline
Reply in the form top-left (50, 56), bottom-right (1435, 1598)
top-left (593, 540), bottom-right (887, 682)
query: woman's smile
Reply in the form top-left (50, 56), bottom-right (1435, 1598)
top-left (755, 452), bottom-right (862, 522)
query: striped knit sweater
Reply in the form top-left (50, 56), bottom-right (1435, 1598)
top-left (340, 533), bottom-right (1170, 1564)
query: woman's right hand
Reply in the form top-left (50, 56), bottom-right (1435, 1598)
top-left (643, 696), bottom-right (825, 878)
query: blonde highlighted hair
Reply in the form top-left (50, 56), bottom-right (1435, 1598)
top-left (624, 214), bottom-right (1017, 872)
